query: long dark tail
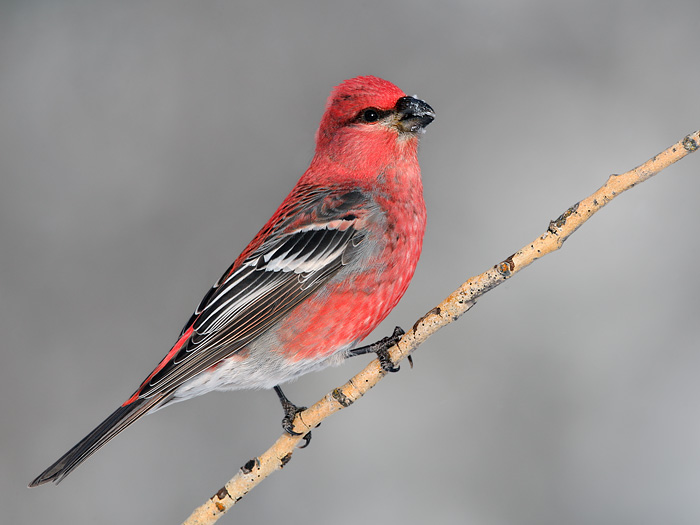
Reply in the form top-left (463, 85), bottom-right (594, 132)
top-left (29, 395), bottom-right (163, 487)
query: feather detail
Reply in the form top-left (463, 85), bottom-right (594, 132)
top-left (129, 188), bottom-right (376, 401)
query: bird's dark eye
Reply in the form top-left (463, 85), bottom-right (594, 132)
top-left (354, 107), bottom-right (387, 124)
top-left (361, 108), bottom-right (380, 122)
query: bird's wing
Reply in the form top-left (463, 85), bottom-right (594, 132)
top-left (128, 186), bottom-right (376, 402)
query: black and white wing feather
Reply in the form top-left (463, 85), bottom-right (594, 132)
top-left (134, 188), bottom-right (373, 400)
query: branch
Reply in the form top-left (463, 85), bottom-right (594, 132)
top-left (183, 130), bottom-right (699, 525)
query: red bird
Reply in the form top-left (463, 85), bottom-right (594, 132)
top-left (29, 75), bottom-right (435, 487)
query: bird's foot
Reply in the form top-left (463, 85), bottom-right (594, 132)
top-left (348, 326), bottom-right (405, 373)
top-left (274, 385), bottom-right (312, 448)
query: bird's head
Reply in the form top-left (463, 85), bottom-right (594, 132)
top-left (314, 76), bottom-right (435, 156)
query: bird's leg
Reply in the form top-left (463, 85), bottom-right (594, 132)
top-left (274, 385), bottom-right (312, 448)
top-left (346, 326), bottom-right (405, 373)
top-left (273, 326), bottom-right (405, 448)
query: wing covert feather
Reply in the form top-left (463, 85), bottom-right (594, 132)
top-left (135, 187), bottom-right (376, 399)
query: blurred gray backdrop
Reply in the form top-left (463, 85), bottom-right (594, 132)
top-left (2, 1), bottom-right (700, 524)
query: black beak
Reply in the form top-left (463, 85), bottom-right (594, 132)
top-left (395, 96), bottom-right (435, 133)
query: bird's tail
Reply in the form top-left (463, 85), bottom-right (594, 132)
top-left (28, 395), bottom-right (163, 487)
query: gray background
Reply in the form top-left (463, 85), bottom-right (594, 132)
top-left (2, 1), bottom-right (700, 524)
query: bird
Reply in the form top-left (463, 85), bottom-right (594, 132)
top-left (29, 75), bottom-right (435, 487)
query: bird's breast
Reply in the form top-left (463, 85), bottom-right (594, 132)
top-left (272, 188), bottom-right (426, 362)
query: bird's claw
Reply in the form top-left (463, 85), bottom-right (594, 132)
top-left (280, 399), bottom-right (312, 447)
top-left (376, 346), bottom-right (400, 373)
top-left (374, 326), bottom-right (404, 373)
top-left (281, 401), bottom-right (306, 435)
top-left (384, 326), bottom-right (405, 346)
top-left (345, 326), bottom-right (405, 372)
top-left (274, 385), bottom-right (312, 447)
top-left (299, 432), bottom-right (312, 448)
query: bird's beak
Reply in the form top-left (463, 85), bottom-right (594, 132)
top-left (394, 96), bottom-right (435, 133)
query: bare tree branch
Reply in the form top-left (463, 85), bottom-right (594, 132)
top-left (183, 130), bottom-right (699, 525)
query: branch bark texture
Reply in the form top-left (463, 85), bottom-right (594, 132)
top-left (183, 130), bottom-right (699, 525)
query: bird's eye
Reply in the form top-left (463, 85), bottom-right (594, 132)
top-left (361, 109), bottom-right (380, 122)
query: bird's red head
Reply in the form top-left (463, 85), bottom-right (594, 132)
top-left (314, 76), bottom-right (435, 155)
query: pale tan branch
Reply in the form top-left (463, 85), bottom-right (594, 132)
top-left (183, 130), bottom-right (699, 525)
